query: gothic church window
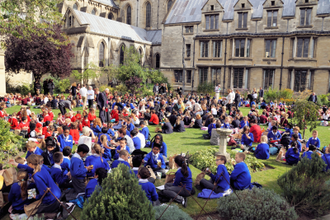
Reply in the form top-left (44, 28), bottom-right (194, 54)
top-left (120, 44), bottom-right (125, 65)
top-left (155, 54), bottom-right (160, 68)
top-left (92, 8), bottom-right (96, 15)
top-left (99, 42), bottom-right (105, 67)
top-left (146, 3), bottom-right (151, 28)
top-left (73, 3), bottom-right (78, 10)
top-left (127, 6), bottom-right (132, 25)
top-left (168, 0), bottom-right (173, 12)
top-left (108, 13), bottom-right (113, 20)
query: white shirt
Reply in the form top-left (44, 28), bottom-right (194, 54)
top-left (44, 97), bottom-right (49, 104)
top-left (137, 132), bottom-right (146, 148)
top-left (125, 135), bottom-right (135, 153)
top-left (79, 87), bottom-right (87, 97)
top-left (226, 93), bottom-right (234, 104)
top-left (211, 108), bottom-right (217, 115)
top-left (87, 90), bottom-right (94, 100)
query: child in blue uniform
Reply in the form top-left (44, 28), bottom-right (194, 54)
top-left (100, 134), bottom-right (114, 162)
top-left (85, 168), bottom-right (108, 198)
top-left (131, 129), bottom-right (141, 150)
top-left (322, 146), bottom-right (330, 171)
top-left (139, 121), bottom-right (149, 140)
top-left (230, 153), bottom-right (251, 190)
top-left (25, 141), bottom-right (43, 159)
top-left (255, 135), bottom-right (270, 159)
top-left (143, 144), bottom-right (166, 178)
top-left (57, 126), bottom-right (74, 151)
top-left (267, 126), bottom-right (282, 143)
top-left (241, 126), bottom-right (254, 152)
top-left (301, 144), bottom-right (320, 160)
top-left (306, 130), bottom-right (321, 150)
top-left (111, 150), bottom-right (131, 169)
top-left (61, 146), bottom-right (71, 172)
top-left (85, 144), bottom-right (110, 177)
top-left (285, 142), bottom-right (300, 165)
top-left (8, 171), bottom-right (31, 214)
top-left (163, 155), bottom-right (193, 208)
top-left (198, 155), bottom-right (231, 194)
top-left (146, 134), bottom-right (168, 159)
top-left (50, 152), bottom-right (72, 189)
top-left (138, 167), bottom-right (158, 204)
top-left (114, 138), bottom-right (130, 160)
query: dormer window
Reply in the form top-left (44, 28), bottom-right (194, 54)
top-left (305, 0), bottom-right (309, 3)
top-left (271, 1), bottom-right (275, 6)
top-left (210, 5), bottom-right (214, 10)
top-left (300, 8), bottom-right (312, 26)
top-left (205, 14), bottom-right (219, 30)
top-left (267, 10), bottom-right (278, 27)
top-left (241, 3), bottom-right (245, 8)
top-left (238, 12), bottom-right (248, 28)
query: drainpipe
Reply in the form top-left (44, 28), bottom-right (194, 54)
top-left (192, 35), bottom-right (196, 92)
top-left (223, 38), bottom-right (227, 96)
top-left (182, 25), bottom-right (186, 94)
top-left (136, 0), bottom-right (139, 27)
top-left (280, 37), bottom-right (284, 90)
top-left (157, 0), bottom-right (159, 29)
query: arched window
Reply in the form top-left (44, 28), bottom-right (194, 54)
top-left (167, 0), bottom-right (173, 12)
top-left (139, 48), bottom-right (142, 64)
top-left (120, 44), bottom-right (125, 65)
top-left (68, 16), bottom-right (72, 27)
top-left (146, 2), bottom-right (151, 28)
top-left (73, 3), bottom-right (78, 10)
top-left (91, 8), bottom-right (96, 15)
top-left (156, 54), bottom-right (160, 69)
top-left (108, 13), bottom-right (113, 20)
top-left (127, 6), bottom-right (131, 25)
top-left (99, 42), bottom-right (105, 67)
top-left (83, 48), bottom-right (88, 69)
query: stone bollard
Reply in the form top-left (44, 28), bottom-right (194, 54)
top-left (215, 128), bottom-right (232, 161)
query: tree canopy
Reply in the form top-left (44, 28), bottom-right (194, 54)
top-left (5, 24), bottom-right (73, 83)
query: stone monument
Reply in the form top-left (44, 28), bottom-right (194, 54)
top-left (215, 128), bottom-right (232, 161)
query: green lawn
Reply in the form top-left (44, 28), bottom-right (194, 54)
top-left (3, 106), bottom-right (330, 218)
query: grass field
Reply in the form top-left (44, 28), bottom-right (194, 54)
top-left (3, 105), bottom-right (330, 219)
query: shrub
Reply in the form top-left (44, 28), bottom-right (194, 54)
top-left (154, 205), bottom-right (193, 220)
top-left (264, 88), bottom-right (293, 102)
top-left (217, 188), bottom-right (298, 220)
top-left (43, 76), bottom-right (70, 93)
top-left (277, 154), bottom-right (330, 217)
top-left (317, 94), bottom-right (330, 106)
top-left (189, 148), bottom-right (265, 173)
top-left (197, 82), bottom-right (214, 94)
top-left (81, 164), bottom-right (154, 220)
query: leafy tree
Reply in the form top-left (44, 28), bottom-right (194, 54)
top-left (148, 69), bottom-right (168, 84)
top-left (81, 164), bottom-right (154, 219)
top-left (0, 0), bottom-right (63, 44)
top-left (43, 76), bottom-right (71, 93)
top-left (197, 82), bottom-right (214, 94)
top-left (277, 154), bottom-right (330, 217)
top-left (291, 100), bottom-right (319, 138)
top-left (5, 24), bottom-right (73, 90)
top-left (125, 76), bottom-right (143, 95)
top-left (72, 63), bottom-right (101, 85)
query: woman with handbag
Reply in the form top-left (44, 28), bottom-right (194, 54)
top-left (163, 155), bottom-right (194, 208)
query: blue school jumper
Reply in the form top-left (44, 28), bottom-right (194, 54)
top-left (57, 134), bottom-right (73, 151)
top-left (145, 142), bottom-right (168, 158)
top-left (107, 128), bottom-right (115, 137)
top-left (85, 154), bottom-right (110, 177)
top-left (267, 131), bottom-right (282, 141)
top-left (306, 137), bottom-right (321, 149)
top-left (111, 158), bottom-right (130, 169)
top-left (302, 151), bottom-right (314, 160)
top-left (140, 127), bottom-right (150, 140)
top-left (230, 162), bottom-right (251, 190)
top-left (70, 153), bottom-right (87, 180)
top-left (101, 144), bottom-right (112, 162)
top-left (173, 167), bottom-right (193, 191)
top-left (114, 145), bottom-right (130, 160)
top-left (285, 148), bottom-right (300, 165)
top-left (34, 167), bottom-right (61, 205)
top-left (208, 123), bottom-right (216, 136)
top-left (61, 157), bottom-right (71, 172)
top-left (127, 123), bottom-right (135, 133)
top-left (50, 164), bottom-right (69, 186)
top-left (132, 136), bottom-right (141, 150)
top-left (85, 178), bottom-right (99, 198)
top-left (8, 182), bottom-right (31, 211)
top-left (291, 132), bottom-right (302, 139)
top-left (143, 152), bottom-right (166, 169)
top-left (139, 179), bottom-right (158, 202)
top-left (254, 143), bottom-right (270, 159)
top-left (322, 153), bottom-right (330, 171)
top-left (240, 120), bottom-right (249, 129)
top-left (97, 133), bottom-right (111, 145)
top-left (241, 133), bottom-right (254, 147)
top-left (222, 123), bottom-right (230, 129)
top-left (210, 164), bottom-right (230, 192)
top-left (26, 147), bottom-right (44, 159)
top-left (91, 125), bottom-right (102, 136)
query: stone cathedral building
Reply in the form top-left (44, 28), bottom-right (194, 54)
top-left (59, 0), bottom-right (330, 95)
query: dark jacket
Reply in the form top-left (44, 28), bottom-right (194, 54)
top-left (308, 94), bottom-right (318, 103)
top-left (193, 119), bottom-right (203, 128)
top-left (162, 122), bottom-right (173, 134)
top-left (173, 121), bottom-right (185, 132)
top-left (97, 92), bottom-right (107, 110)
top-left (259, 89), bottom-right (264, 98)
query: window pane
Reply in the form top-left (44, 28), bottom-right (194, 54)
top-left (241, 39), bottom-right (245, 57)
top-left (99, 42), bottom-right (104, 67)
top-left (238, 13), bottom-right (242, 28)
top-left (187, 70), bottom-right (191, 83)
top-left (273, 11), bottom-right (277, 26)
top-left (168, 0), bottom-right (173, 12)
top-left (205, 42), bottom-right (208, 57)
top-left (300, 9), bottom-right (305, 25)
top-left (265, 40), bottom-right (270, 56)
top-left (210, 15), bottom-right (214, 29)
top-left (127, 6), bottom-right (131, 25)
top-left (146, 3), bottom-right (151, 28)
top-left (215, 15), bottom-right (219, 29)
top-left (306, 9), bottom-right (312, 25)
top-left (303, 38), bottom-right (310, 57)
top-left (243, 12), bottom-right (248, 28)
top-left (206, 15), bottom-right (209, 29)
top-left (200, 42), bottom-right (204, 57)
top-left (267, 11), bottom-right (272, 27)
top-left (213, 41), bottom-right (216, 57)
top-left (297, 38), bottom-right (303, 57)
top-left (235, 39), bottom-right (240, 57)
top-left (310, 38), bottom-right (315, 58)
top-left (271, 40), bottom-right (276, 57)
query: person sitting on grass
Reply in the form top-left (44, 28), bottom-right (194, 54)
top-left (57, 126), bottom-right (74, 151)
top-left (197, 155), bottom-right (231, 194)
top-left (25, 141), bottom-right (43, 159)
top-left (301, 144), bottom-right (321, 160)
top-left (143, 144), bottom-right (166, 178)
top-left (254, 135), bottom-right (270, 159)
top-left (85, 168), bottom-right (108, 199)
top-left (139, 121), bottom-right (150, 140)
top-left (138, 167), bottom-right (158, 205)
top-left (111, 150), bottom-right (130, 169)
top-left (159, 118), bottom-right (173, 134)
top-left (85, 144), bottom-right (110, 177)
top-left (114, 138), bottom-right (130, 160)
top-left (50, 152), bottom-right (72, 189)
top-left (149, 110), bottom-right (159, 125)
top-left (322, 146), bottom-right (330, 171)
top-left (285, 141), bottom-right (300, 165)
top-left (230, 153), bottom-right (251, 190)
top-left (240, 126), bottom-right (254, 152)
top-left (267, 126), bottom-right (282, 145)
top-left (306, 130), bottom-right (321, 150)
top-left (173, 116), bottom-right (185, 132)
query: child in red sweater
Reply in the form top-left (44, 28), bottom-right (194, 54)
top-left (70, 122), bottom-right (80, 143)
top-left (82, 115), bottom-right (90, 127)
top-left (75, 111), bottom-right (82, 121)
top-left (88, 108), bottom-right (96, 123)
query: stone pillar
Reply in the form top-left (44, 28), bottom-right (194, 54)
top-left (216, 128), bottom-right (232, 161)
top-left (0, 48), bottom-right (6, 96)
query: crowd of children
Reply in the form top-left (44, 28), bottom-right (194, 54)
top-left (0, 87), bottom-right (330, 218)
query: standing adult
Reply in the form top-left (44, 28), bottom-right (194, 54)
top-left (34, 79), bottom-right (41, 95)
top-left (308, 92), bottom-right (318, 104)
top-left (225, 89), bottom-right (234, 114)
top-left (259, 87), bottom-right (264, 103)
top-left (215, 84), bottom-right (221, 101)
top-left (80, 84), bottom-right (87, 110)
top-left (43, 79), bottom-right (49, 95)
top-left (47, 79), bottom-right (55, 95)
top-left (159, 83), bottom-right (166, 96)
top-left (97, 88), bottom-right (109, 123)
top-left (58, 99), bottom-right (73, 115)
top-left (252, 88), bottom-right (258, 103)
top-left (234, 90), bottom-right (241, 110)
top-left (71, 82), bottom-right (77, 99)
top-left (87, 86), bottom-right (95, 109)
top-left (177, 87), bottom-right (183, 97)
top-left (153, 83), bottom-right (159, 96)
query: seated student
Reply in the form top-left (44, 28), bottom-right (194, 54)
top-left (131, 129), bottom-right (141, 150)
top-left (67, 144), bottom-right (92, 201)
top-left (69, 122), bottom-right (80, 143)
top-left (97, 127), bottom-right (111, 145)
top-left (138, 167), bottom-right (158, 204)
top-left (57, 126), bottom-right (74, 151)
top-left (240, 126), bottom-right (254, 152)
top-left (100, 134), bottom-right (114, 161)
top-left (26, 154), bottom-right (62, 214)
top-left (8, 171), bottom-right (31, 215)
top-left (75, 111), bottom-right (82, 121)
top-left (149, 110), bottom-right (159, 125)
top-left (163, 156), bottom-right (193, 207)
top-left (267, 126), bottom-right (282, 144)
top-left (306, 130), bottom-right (321, 150)
top-left (322, 146), bottom-right (330, 171)
top-left (125, 117), bottom-right (135, 133)
top-left (85, 144), bottom-right (110, 177)
top-left (240, 116), bottom-right (249, 129)
top-left (285, 141), bottom-right (300, 165)
top-left (106, 123), bottom-right (115, 137)
top-left (42, 136), bottom-right (60, 166)
top-left (146, 134), bottom-right (168, 159)
top-left (111, 150), bottom-right (131, 169)
top-left (291, 134), bottom-right (302, 152)
top-left (143, 144), bottom-right (166, 178)
top-left (85, 168), bottom-right (108, 199)
top-left (50, 152), bottom-right (72, 189)
top-left (91, 118), bottom-right (102, 136)
top-left (301, 144), bottom-right (320, 160)
top-left (230, 153), bottom-right (251, 190)
top-left (192, 114), bottom-right (203, 128)
top-left (254, 135), bottom-right (270, 160)
top-left (207, 118), bottom-right (216, 137)
top-left (173, 116), bottom-right (185, 132)
top-left (82, 115), bottom-right (90, 128)
top-left (197, 155), bottom-right (230, 194)
top-left (116, 128), bottom-right (135, 153)
top-left (160, 118), bottom-right (173, 134)
top-left (139, 121), bottom-right (150, 140)
top-left (222, 117), bottom-right (231, 129)
top-left (25, 141), bottom-right (43, 159)
top-left (259, 112), bottom-right (268, 124)
top-left (61, 146), bottom-right (71, 172)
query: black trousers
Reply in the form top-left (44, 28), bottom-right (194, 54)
top-left (163, 183), bottom-right (191, 203)
top-left (99, 109), bottom-right (106, 123)
top-left (36, 200), bottom-right (60, 214)
top-left (199, 178), bottom-right (223, 194)
top-left (88, 99), bottom-right (93, 109)
top-left (226, 103), bottom-right (232, 114)
top-left (59, 103), bottom-right (67, 115)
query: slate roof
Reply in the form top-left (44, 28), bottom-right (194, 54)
top-left (93, 0), bottom-right (119, 9)
top-left (146, 30), bottom-right (162, 45)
